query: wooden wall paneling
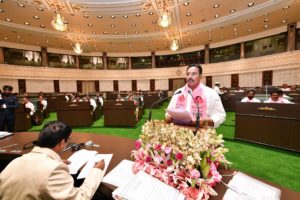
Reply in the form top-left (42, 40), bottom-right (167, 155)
top-left (18, 79), bottom-right (26, 93)
top-left (132, 80), bottom-right (137, 91)
top-left (231, 74), bottom-right (239, 88)
top-left (113, 80), bottom-right (119, 91)
top-left (53, 80), bottom-right (60, 92)
top-left (206, 76), bottom-right (212, 88)
top-left (150, 79), bottom-right (155, 91)
top-left (76, 80), bottom-right (82, 93)
top-left (262, 70), bottom-right (273, 86)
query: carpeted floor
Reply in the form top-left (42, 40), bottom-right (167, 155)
top-left (28, 102), bottom-right (300, 192)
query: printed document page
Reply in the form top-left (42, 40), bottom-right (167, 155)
top-left (113, 171), bottom-right (185, 200)
top-left (223, 172), bottom-right (281, 200)
top-left (67, 149), bottom-right (98, 174)
top-left (103, 159), bottom-right (135, 187)
top-left (77, 154), bottom-right (113, 179)
top-left (166, 108), bottom-right (193, 125)
top-left (0, 131), bottom-right (13, 139)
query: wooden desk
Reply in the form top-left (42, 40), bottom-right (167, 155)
top-left (235, 102), bottom-right (300, 152)
top-left (0, 132), bottom-right (299, 200)
top-left (13, 105), bottom-right (32, 132)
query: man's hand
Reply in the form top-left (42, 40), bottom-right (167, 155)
top-left (94, 159), bottom-right (105, 170)
top-left (164, 113), bottom-right (173, 123)
top-left (200, 119), bottom-right (214, 128)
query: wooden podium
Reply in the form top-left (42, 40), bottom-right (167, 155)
top-left (235, 102), bottom-right (300, 152)
top-left (103, 101), bottom-right (137, 127)
top-left (57, 102), bottom-right (93, 127)
top-left (14, 105), bottom-right (32, 132)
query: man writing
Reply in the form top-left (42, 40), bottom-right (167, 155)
top-left (166, 64), bottom-right (226, 128)
top-left (0, 121), bottom-right (105, 200)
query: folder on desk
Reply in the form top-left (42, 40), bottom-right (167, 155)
top-left (166, 108), bottom-right (193, 125)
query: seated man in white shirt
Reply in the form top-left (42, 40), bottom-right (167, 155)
top-left (281, 83), bottom-right (291, 91)
top-left (86, 95), bottom-right (97, 111)
top-left (23, 96), bottom-right (35, 116)
top-left (37, 95), bottom-right (47, 111)
top-left (264, 89), bottom-right (294, 104)
top-left (0, 121), bottom-right (105, 200)
top-left (165, 64), bottom-right (226, 128)
top-left (213, 82), bottom-right (223, 95)
top-left (95, 93), bottom-right (104, 107)
top-left (241, 89), bottom-right (261, 103)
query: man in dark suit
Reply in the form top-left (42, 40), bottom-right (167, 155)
top-left (0, 85), bottom-right (19, 132)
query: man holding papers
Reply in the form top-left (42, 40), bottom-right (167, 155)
top-left (0, 121), bottom-right (105, 200)
top-left (166, 64), bottom-right (226, 128)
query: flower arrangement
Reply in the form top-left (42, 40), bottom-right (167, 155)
top-left (131, 120), bottom-right (231, 200)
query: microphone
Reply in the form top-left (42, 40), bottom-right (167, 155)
top-left (147, 90), bottom-right (182, 121)
top-left (187, 90), bottom-right (200, 134)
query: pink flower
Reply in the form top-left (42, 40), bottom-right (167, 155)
top-left (164, 146), bottom-right (172, 154)
top-left (176, 152), bottom-right (184, 160)
top-left (182, 187), bottom-right (201, 200)
top-left (145, 156), bottom-right (152, 163)
top-left (166, 159), bottom-right (173, 166)
top-left (190, 169), bottom-right (201, 179)
top-left (135, 140), bottom-right (142, 149)
top-left (155, 144), bottom-right (162, 150)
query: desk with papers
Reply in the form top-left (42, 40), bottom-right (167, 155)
top-left (0, 132), bottom-right (299, 200)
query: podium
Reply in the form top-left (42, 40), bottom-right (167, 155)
top-left (103, 101), bottom-right (137, 126)
top-left (47, 95), bottom-right (66, 112)
top-left (57, 102), bottom-right (93, 127)
top-left (221, 92), bottom-right (245, 111)
top-left (235, 102), bottom-right (300, 152)
top-left (14, 105), bottom-right (32, 132)
top-left (143, 93), bottom-right (160, 108)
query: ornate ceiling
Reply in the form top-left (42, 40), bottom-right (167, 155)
top-left (0, 0), bottom-right (299, 54)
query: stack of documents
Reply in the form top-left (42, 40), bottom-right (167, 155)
top-left (166, 108), bottom-right (193, 125)
top-left (0, 131), bottom-right (13, 140)
top-left (223, 172), bottom-right (281, 200)
top-left (67, 149), bottom-right (113, 179)
top-left (112, 171), bottom-right (185, 200)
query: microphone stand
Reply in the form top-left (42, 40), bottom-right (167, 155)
top-left (188, 90), bottom-right (200, 134)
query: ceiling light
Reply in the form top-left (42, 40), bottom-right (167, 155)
top-left (247, 29), bottom-right (252, 32)
top-left (80, 30), bottom-right (85, 33)
top-left (213, 4), bottom-right (219, 8)
top-left (18, 3), bottom-right (25, 7)
top-left (111, 15), bottom-right (115, 18)
top-left (188, 22), bottom-right (192, 25)
top-left (221, 36), bottom-right (224, 39)
top-left (136, 13), bottom-right (140, 17)
top-left (73, 42), bottom-right (83, 54)
top-left (149, 12), bottom-right (153, 15)
top-left (4, 37), bottom-right (8, 40)
top-left (283, 6), bottom-right (290, 9)
top-left (92, 31), bottom-right (96, 34)
top-left (123, 15), bottom-right (128, 18)
top-left (264, 19), bottom-right (269, 22)
top-left (46, 40), bottom-right (49, 43)
top-left (264, 25), bottom-right (268, 28)
top-left (135, 31), bottom-right (139, 34)
top-left (103, 31), bottom-right (107, 34)
top-left (124, 32), bottom-right (128, 35)
top-left (0, 8), bottom-right (4, 12)
top-left (88, 24), bottom-right (93, 27)
top-left (131, 23), bottom-right (136, 27)
top-left (24, 22), bottom-right (30, 25)
top-left (170, 39), bottom-right (179, 51)
top-left (68, 29), bottom-right (73, 32)
top-left (5, 18), bottom-right (12, 22)
top-left (16, 35), bottom-right (21, 39)
top-left (208, 34), bottom-right (212, 38)
top-left (248, 2), bottom-right (254, 7)
top-left (33, 16), bottom-right (39, 19)
top-left (215, 14), bottom-right (219, 18)
top-left (111, 24), bottom-right (115, 28)
top-left (155, 28), bottom-right (160, 32)
top-left (183, 2), bottom-right (189, 6)
top-left (51, 13), bottom-right (67, 31)
top-left (40, 24), bottom-right (46, 28)
top-left (230, 9), bottom-right (235, 13)
top-left (38, 7), bottom-right (44, 11)
top-left (233, 28), bottom-right (237, 31)
top-left (158, 9), bottom-right (172, 28)
top-left (281, 20), bottom-right (287, 23)
top-left (234, 33), bottom-right (238, 36)
top-left (83, 15), bottom-right (89, 18)
top-left (97, 15), bottom-right (102, 18)
top-left (186, 13), bottom-right (191, 17)
top-left (114, 31), bottom-right (118, 34)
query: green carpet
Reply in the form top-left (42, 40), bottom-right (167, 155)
top-left (28, 103), bottom-right (300, 192)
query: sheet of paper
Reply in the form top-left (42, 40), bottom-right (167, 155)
top-left (77, 154), bottom-right (113, 179)
top-left (166, 108), bottom-right (193, 125)
top-left (102, 159), bottom-right (135, 187)
top-left (113, 171), bottom-right (185, 200)
top-left (67, 149), bottom-right (98, 174)
top-left (0, 131), bottom-right (13, 139)
top-left (223, 172), bottom-right (281, 200)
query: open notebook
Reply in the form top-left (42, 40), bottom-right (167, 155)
top-left (0, 131), bottom-right (13, 140)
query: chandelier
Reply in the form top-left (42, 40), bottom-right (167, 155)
top-left (51, 13), bottom-right (67, 31)
top-left (170, 39), bottom-right (179, 51)
top-left (73, 42), bottom-right (83, 54)
top-left (158, 9), bottom-right (172, 28)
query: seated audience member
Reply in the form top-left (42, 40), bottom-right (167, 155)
top-left (86, 95), bottom-right (97, 111)
top-left (95, 93), bottom-right (104, 107)
top-left (213, 82), bottom-right (223, 95)
top-left (0, 121), bottom-right (105, 200)
top-left (281, 83), bottom-right (291, 91)
top-left (116, 94), bottom-right (124, 101)
top-left (64, 93), bottom-right (70, 102)
top-left (23, 96), bottom-right (35, 116)
top-left (234, 86), bottom-right (244, 92)
top-left (241, 89), bottom-right (261, 103)
top-left (278, 90), bottom-right (294, 103)
top-left (264, 89), bottom-right (294, 104)
top-left (37, 95), bottom-right (47, 111)
top-left (72, 95), bottom-right (83, 102)
top-left (290, 84), bottom-right (297, 92)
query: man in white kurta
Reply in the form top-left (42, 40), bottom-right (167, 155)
top-left (23, 96), bottom-right (35, 116)
top-left (166, 65), bottom-right (226, 128)
top-left (241, 90), bottom-right (261, 103)
top-left (264, 90), bottom-right (294, 104)
top-left (0, 121), bottom-right (105, 200)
